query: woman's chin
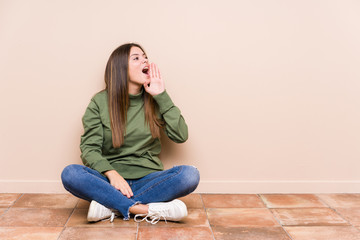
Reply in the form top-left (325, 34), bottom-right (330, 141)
top-left (131, 77), bottom-right (147, 84)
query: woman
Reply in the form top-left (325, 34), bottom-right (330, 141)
top-left (61, 43), bottom-right (200, 224)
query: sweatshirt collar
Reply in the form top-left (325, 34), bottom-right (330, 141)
top-left (129, 88), bottom-right (144, 106)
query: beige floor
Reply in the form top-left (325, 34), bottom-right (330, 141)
top-left (0, 193), bottom-right (359, 239)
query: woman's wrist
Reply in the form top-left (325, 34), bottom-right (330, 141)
top-left (104, 169), bottom-right (119, 177)
top-left (151, 89), bottom-right (165, 96)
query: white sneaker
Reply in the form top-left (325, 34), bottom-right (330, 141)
top-left (87, 200), bottom-right (118, 223)
top-left (134, 199), bottom-right (188, 224)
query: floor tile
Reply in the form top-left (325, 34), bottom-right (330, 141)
top-left (271, 208), bottom-right (349, 226)
top-left (202, 194), bottom-right (265, 208)
top-left (285, 226), bottom-right (360, 240)
top-left (0, 208), bottom-right (8, 215)
top-left (178, 194), bottom-right (204, 208)
top-left (76, 199), bottom-right (90, 209)
top-left (139, 209), bottom-right (208, 227)
top-left (59, 227), bottom-right (136, 240)
top-left (0, 194), bottom-right (22, 207)
top-left (0, 208), bottom-right (73, 227)
top-left (207, 208), bottom-right (279, 227)
top-left (213, 226), bottom-right (291, 240)
top-left (138, 227), bottom-right (213, 240)
top-left (317, 194), bottom-right (360, 208)
top-left (335, 208), bottom-right (360, 226)
top-left (0, 227), bottom-right (63, 240)
top-left (12, 194), bottom-right (79, 209)
top-left (1, 193), bottom-right (359, 239)
top-left (66, 208), bottom-right (137, 228)
top-left (260, 194), bottom-right (326, 208)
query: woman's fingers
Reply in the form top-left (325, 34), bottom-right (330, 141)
top-left (150, 63), bottom-right (160, 80)
top-left (150, 63), bottom-right (154, 78)
top-left (119, 182), bottom-right (133, 198)
top-left (112, 181), bottom-right (133, 198)
top-left (105, 170), bottom-right (133, 198)
top-left (144, 62), bottom-right (165, 96)
top-left (120, 187), bottom-right (130, 198)
top-left (153, 63), bottom-right (159, 79)
top-left (126, 185), bottom-right (134, 197)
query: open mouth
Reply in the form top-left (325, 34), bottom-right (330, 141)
top-left (142, 66), bottom-right (149, 74)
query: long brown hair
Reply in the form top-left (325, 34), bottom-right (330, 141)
top-left (104, 43), bottom-right (163, 148)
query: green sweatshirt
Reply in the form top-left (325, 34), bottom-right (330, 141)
top-left (80, 89), bottom-right (188, 179)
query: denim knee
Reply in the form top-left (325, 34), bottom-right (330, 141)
top-left (61, 164), bottom-right (81, 188)
top-left (180, 165), bottom-right (200, 193)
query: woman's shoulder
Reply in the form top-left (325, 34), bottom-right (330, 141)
top-left (84, 90), bottom-right (109, 121)
top-left (91, 89), bottom-right (108, 102)
top-left (86, 89), bottom-right (108, 112)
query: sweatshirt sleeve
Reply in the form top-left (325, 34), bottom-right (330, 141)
top-left (152, 90), bottom-right (188, 143)
top-left (80, 99), bottom-right (115, 173)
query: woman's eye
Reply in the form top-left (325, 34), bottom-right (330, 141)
top-left (134, 57), bottom-right (139, 60)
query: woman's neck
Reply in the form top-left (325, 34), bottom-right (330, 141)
top-left (128, 83), bottom-right (142, 95)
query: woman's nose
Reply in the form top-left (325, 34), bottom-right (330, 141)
top-left (143, 58), bottom-right (148, 63)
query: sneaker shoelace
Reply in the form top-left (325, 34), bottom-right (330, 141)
top-left (134, 211), bottom-right (168, 224)
top-left (100, 212), bottom-right (117, 223)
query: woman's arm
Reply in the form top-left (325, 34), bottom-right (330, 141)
top-left (80, 99), bottom-right (114, 173)
top-left (80, 98), bottom-right (133, 198)
top-left (144, 63), bottom-right (188, 143)
top-left (153, 91), bottom-right (188, 143)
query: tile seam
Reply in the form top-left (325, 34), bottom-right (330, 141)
top-left (271, 207), bottom-right (351, 227)
top-left (315, 194), bottom-right (334, 209)
top-left (56, 206), bottom-right (76, 239)
top-left (9, 193), bottom-right (24, 208)
top-left (259, 194), bottom-right (295, 240)
top-left (316, 194), bottom-right (360, 229)
top-left (257, 194), bottom-right (269, 208)
top-left (200, 194), bottom-right (216, 240)
top-left (63, 207), bottom-right (76, 226)
top-left (331, 208), bottom-right (359, 228)
top-left (0, 193), bottom-right (25, 221)
top-left (56, 226), bottom-right (67, 240)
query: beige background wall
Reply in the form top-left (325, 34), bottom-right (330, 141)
top-left (1, 0), bottom-right (359, 193)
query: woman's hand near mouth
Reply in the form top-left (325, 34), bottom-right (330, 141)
top-left (143, 63), bottom-right (165, 96)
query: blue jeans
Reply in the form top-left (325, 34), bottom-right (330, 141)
top-left (61, 164), bottom-right (200, 220)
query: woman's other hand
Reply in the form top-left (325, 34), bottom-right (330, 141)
top-left (104, 170), bottom-right (133, 198)
top-left (144, 63), bottom-right (165, 96)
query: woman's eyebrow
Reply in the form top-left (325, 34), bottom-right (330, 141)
top-left (130, 53), bottom-right (146, 57)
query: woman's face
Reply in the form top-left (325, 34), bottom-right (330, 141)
top-left (128, 46), bottom-right (150, 87)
